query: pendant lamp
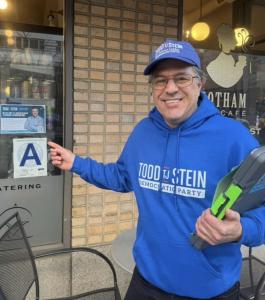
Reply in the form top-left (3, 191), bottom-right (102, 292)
top-left (191, 0), bottom-right (210, 41)
top-left (0, 0), bottom-right (8, 10)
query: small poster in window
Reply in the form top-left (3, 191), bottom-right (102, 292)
top-left (13, 137), bottom-right (47, 178)
top-left (0, 104), bottom-right (46, 134)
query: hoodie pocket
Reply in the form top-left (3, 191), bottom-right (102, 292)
top-left (190, 243), bottom-right (223, 278)
top-left (134, 235), bottom-right (225, 298)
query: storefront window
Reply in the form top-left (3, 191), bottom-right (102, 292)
top-left (0, 0), bottom-right (65, 247)
top-left (183, 0), bottom-right (265, 144)
top-left (0, 26), bottom-right (63, 178)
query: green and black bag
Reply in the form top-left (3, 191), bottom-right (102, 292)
top-left (191, 146), bottom-right (265, 250)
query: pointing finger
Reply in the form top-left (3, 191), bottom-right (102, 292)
top-left (48, 141), bottom-right (64, 151)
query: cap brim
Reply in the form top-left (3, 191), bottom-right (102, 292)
top-left (144, 57), bottom-right (199, 75)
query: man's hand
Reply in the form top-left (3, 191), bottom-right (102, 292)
top-left (195, 208), bottom-right (242, 246)
top-left (48, 141), bottom-right (75, 171)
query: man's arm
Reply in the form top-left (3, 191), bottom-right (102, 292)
top-left (48, 141), bottom-right (132, 193)
top-left (240, 206), bottom-right (265, 247)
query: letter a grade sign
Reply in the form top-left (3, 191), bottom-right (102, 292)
top-left (13, 138), bottom-right (47, 178)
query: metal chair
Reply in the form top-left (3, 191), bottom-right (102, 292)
top-left (0, 212), bottom-right (121, 300)
top-left (240, 247), bottom-right (265, 300)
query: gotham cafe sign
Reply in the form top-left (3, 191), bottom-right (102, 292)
top-left (199, 48), bottom-right (265, 145)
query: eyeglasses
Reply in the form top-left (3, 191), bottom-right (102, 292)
top-left (151, 74), bottom-right (199, 90)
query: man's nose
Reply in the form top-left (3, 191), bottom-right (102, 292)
top-left (165, 79), bottom-right (178, 93)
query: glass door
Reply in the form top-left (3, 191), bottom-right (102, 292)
top-left (0, 0), bottom-right (66, 247)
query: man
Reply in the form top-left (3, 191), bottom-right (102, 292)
top-left (49, 40), bottom-right (265, 300)
top-left (24, 107), bottom-right (45, 132)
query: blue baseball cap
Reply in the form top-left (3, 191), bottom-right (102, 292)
top-left (144, 39), bottom-right (201, 75)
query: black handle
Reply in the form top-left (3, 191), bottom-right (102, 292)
top-left (190, 233), bottom-right (209, 250)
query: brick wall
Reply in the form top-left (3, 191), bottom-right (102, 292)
top-left (73, 0), bottom-right (179, 246)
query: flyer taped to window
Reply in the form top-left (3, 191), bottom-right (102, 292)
top-left (13, 137), bottom-right (47, 178)
top-left (0, 104), bottom-right (46, 134)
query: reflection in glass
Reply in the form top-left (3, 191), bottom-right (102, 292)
top-left (0, 26), bottom-right (63, 178)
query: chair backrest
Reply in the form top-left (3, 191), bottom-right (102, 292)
top-left (36, 247), bottom-right (121, 300)
top-left (0, 212), bottom-right (39, 300)
top-left (240, 247), bottom-right (265, 300)
top-left (255, 272), bottom-right (265, 300)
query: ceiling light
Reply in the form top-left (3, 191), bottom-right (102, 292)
top-left (234, 27), bottom-right (249, 47)
top-left (191, 22), bottom-right (210, 41)
top-left (7, 37), bottom-right (15, 46)
top-left (185, 30), bottom-right (190, 39)
top-left (190, 0), bottom-right (210, 41)
top-left (5, 29), bottom-right (13, 37)
top-left (0, 0), bottom-right (8, 10)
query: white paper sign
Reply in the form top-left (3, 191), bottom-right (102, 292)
top-left (13, 138), bottom-right (47, 178)
top-left (0, 104), bottom-right (46, 134)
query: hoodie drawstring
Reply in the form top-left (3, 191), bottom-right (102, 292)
top-left (158, 131), bottom-right (170, 197)
top-left (174, 127), bottom-right (181, 211)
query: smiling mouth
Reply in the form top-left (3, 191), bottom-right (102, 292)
top-left (162, 98), bottom-right (182, 103)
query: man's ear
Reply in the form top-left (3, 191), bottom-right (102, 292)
top-left (197, 81), bottom-right (202, 90)
top-left (201, 77), bottom-right (207, 88)
top-left (198, 77), bottom-right (206, 90)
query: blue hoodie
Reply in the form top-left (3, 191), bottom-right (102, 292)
top-left (71, 93), bottom-right (265, 298)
